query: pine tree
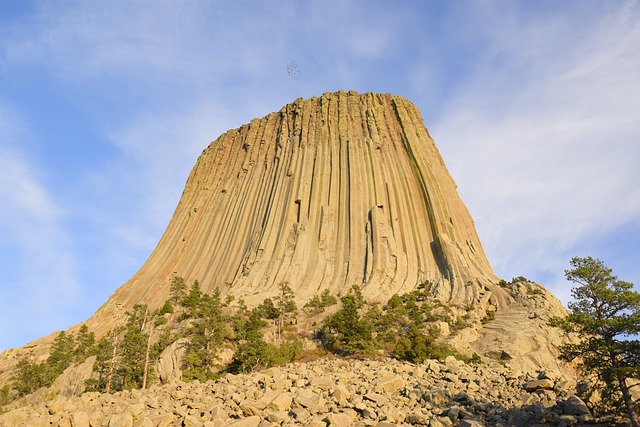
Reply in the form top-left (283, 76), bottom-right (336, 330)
top-left (119, 305), bottom-right (150, 390)
top-left (551, 257), bottom-right (640, 426)
top-left (273, 282), bottom-right (297, 344)
top-left (74, 324), bottom-right (95, 361)
top-left (169, 275), bottom-right (187, 305)
top-left (85, 336), bottom-right (115, 393)
top-left (183, 289), bottom-right (227, 381)
top-left (180, 280), bottom-right (203, 316)
top-left (320, 286), bottom-right (375, 354)
top-left (45, 330), bottom-right (75, 384)
top-left (12, 359), bottom-right (45, 396)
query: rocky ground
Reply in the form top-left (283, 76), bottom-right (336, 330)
top-left (0, 356), bottom-right (623, 427)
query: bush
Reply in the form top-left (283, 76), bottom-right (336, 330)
top-left (305, 289), bottom-right (338, 310)
top-left (157, 300), bottom-right (174, 315)
top-left (228, 338), bottom-right (300, 374)
top-left (319, 287), bottom-right (376, 355)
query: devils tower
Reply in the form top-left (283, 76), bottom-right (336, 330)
top-left (0, 91), bottom-right (573, 415)
top-left (86, 90), bottom-right (506, 332)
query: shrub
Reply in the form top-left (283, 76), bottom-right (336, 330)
top-left (305, 289), bottom-right (338, 310)
top-left (319, 286), bottom-right (376, 355)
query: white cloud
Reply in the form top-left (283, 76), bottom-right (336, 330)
top-left (96, 102), bottom-right (252, 245)
top-left (0, 105), bottom-right (80, 348)
top-left (1, 1), bottom-right (638, 351)
top-left (432, 2), bottom-right (640, 302)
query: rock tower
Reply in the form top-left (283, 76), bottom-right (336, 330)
top-left (91, 90), bottom-right (504, 331)
top-left (0, 91), bottom-right (572, 388)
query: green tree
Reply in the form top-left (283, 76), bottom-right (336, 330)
top-left (320, 286), bottom-right (375, 354)
top-left (183, 289), bottom-right (228, 381)
top-left (12, 359), bottom-right (45, 396)
top-left (273, 282), bottom-right (297, 344)
top-left (157, 299), bottom-right (174, 316)
top-left (170, 275), bottom-right (187, 305)
top-left (180, 280), bottom-right (203, 314)
top-left (74, 324), bottom-right (95, 361)
top-left (228, 309), bottom-right (301, 374)
top-left (256, 298), bottom-right (279, 320)
top-left (119, 305), bottom-right (151, 390)
top-left (45, 330), bottom-right (75, 384)
top-left (550, 257), bottom-right (640, 426)
top-left (305, 289), bottom-right (338, 310)
top-left (85, 336), bottom-right (116, 393)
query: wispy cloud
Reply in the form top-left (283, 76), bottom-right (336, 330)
top-left (0, 1), bottom-right (638, 351)
top-left (0, 104), bottom-right (80, 347)
top-left (432, 2), bottom-right (640, 302)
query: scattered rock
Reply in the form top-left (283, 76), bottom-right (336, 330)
top-left (0, 357), bottom-right (611, 427)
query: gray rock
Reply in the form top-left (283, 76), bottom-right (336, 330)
top-left (563, 395), bottom-right (591, 416)
top-left (375, 376), bottom-right (405, 393)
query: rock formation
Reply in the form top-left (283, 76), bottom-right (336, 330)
top-left (89, 90), bottom-right (507, 336)
top-left (0, 91), bottom-right (575, 411)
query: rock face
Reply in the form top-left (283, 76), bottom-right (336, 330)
top-left (90, 90), bottom-right (502, 335)
top-left (0, 91), bottom-right (574, 393)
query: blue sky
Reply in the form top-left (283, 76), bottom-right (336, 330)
top-left (1, 1), bottom-right (639, 352)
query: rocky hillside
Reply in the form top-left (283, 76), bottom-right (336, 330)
top-left (0, 356), bottom-right (619, 427)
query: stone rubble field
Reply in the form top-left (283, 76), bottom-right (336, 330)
top-left (0, 357), bottom-right (616, 427)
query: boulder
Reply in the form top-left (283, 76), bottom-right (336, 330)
top-left (563, 395), bottom-right (591, 416)
top-left (375, 376), bottom-right (405, 393)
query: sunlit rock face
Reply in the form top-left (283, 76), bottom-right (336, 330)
top-left (92, 90), bottom-right (502, 332)
top-left (0, 91), bottom-right (574, 385)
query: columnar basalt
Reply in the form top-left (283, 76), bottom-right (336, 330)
top-left (0, 91), bottom-right (574, 397)
top-left (92, 91), bottom-right (503, 332)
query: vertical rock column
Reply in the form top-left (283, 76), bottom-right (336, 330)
top-left (99, 91), bottom-right (498, 322)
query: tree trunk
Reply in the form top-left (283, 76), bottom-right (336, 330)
top-left (106, 338), bottom-right (118, 394)
top-left (618, 375), bottom-right (640, 427)
top-left (142, 330), bottom-right (152, 389)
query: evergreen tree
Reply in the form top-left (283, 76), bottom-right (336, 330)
top-left (170, 275), bottom-right (187, 305)
top-left (304, 289), bottom-right (338, 310)
top-left (85, 336), bottom-right (115, 392)
top-left (183, 289), bottom-right (227, 381)
top-left (74, 324), bottom-right (95, 361)
top-left (180, 280), bottom-right (203, 315)
top-left (256, 298), bottom-right (279, 320)
top-left (273, 282), bottom-right (297, 344)
top-left (551, 257), bottom-right (640, 426)
top-left (393, 324), bottom-right (443, 363)
top-left (119, 305), bottom-right (150, 389)
top-left (157, 299), bottom-right (174, 316)
top-left (45, 330), bottom-right (75, 384)
top-left (228, 309), bottom-right (301, 374)
top-left (320, 286), bottom-right (375, 354)
top-left (12, 359), bottom-right (45, 396)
